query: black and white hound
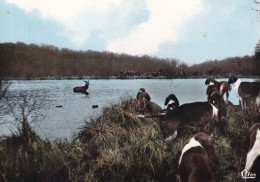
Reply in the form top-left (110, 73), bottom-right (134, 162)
top-left (178, 133), bottom-right (218, 182)
top-left (241, 123), bottom-right (260, 181)
top-left (164, 94), bottom-right (179, 110)
top-left (205, 77), bottom-right (231, 105)
top-left (228, 75), bottom-right (260, 113)
top-left (256, 95), bottom-right (260, 113)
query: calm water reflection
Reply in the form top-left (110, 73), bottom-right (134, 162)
top-left (0, 78), bottom-right (256, 140)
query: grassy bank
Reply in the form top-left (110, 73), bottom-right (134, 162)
top-left (0, 98), bottom-right (259, 182)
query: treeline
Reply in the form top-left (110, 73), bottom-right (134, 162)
top-left (0, 42), bottom-right (259, 79)
top-left (0, 42), bottom-right (182, 78)
top-left (189, 55), bottom-right (260, 77)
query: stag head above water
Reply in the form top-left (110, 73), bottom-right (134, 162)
top-left (73, 80), bottom-right (89, 94)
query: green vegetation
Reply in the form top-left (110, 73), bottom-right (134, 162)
top-left (0, 97), bottom-right (259, 182)
top-left (0, 42), bottom-right (259, 79)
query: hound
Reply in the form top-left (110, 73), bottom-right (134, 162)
top-left (136, 88), bottom-right (161, 114)
top-left (205, 77), bottom-right (231, 105)
top-left (140, 98), bottom-right (162, 114)
top-left (163, 100), bottom-right (225, 143)
top-left (178, 133), bottom-right (218, 182)
top-left (241, 123), bottom-right (260, 181)
top-left (164, 94), bottom-right (180, 111)
top-left (138, 94), bottom-right (226, 143)
top-left (208, 91), bottom-right (227, 126)
top-left (256, 95), bottom-right (260, 113)
top-left (228, 75), bottom-right (260, 113)
top-left (136, 88), bottom-right (151, 101)
top-left (73, 80), bottom-right (89, 94)
top-left (206, 84), bottom-right (218, 102)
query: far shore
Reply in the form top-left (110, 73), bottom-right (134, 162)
top-left (1, 75), bottom-right (260, 80)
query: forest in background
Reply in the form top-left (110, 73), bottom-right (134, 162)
top-left (0, 42), bottom-right (259, 79)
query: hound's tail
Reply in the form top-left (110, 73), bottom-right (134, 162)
top-left (227, 83), bottom-right (232, 91)
top-left (160, 109), bottom-right (168, 113)
top-left (136, 112), bottom-right (166, 119)
top-left (223, 82), bottom-right (231, 91)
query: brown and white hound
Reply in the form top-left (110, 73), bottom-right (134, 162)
top-left (178, 132), bottom-right (218, 182)
top-left (241, 123), bottom-right (260, 181)
top-left (228, 75), bottom-right (260, 113)
top-left (205, 77), bottom-right (231, 105)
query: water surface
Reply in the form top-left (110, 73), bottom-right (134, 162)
top-left (0, 78), bottom-right (255, 140)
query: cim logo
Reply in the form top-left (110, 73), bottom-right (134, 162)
top-left (241, 169), bottom-right (256, 179)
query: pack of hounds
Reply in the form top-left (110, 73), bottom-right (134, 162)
top-left (136, 74), bottom-right (260, 182)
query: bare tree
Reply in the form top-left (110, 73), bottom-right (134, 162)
top-left (253, 0), bottom-right (260, 19)
top-left (254, 0), bottom-right (260, 7)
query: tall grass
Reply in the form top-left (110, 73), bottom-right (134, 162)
top-left (0, 97), bottom-right (259, 181)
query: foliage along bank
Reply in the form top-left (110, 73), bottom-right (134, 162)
top-left (0, 42), bottom-right (259, 79)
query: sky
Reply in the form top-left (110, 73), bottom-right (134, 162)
top-left (0, 0), bottom-right (260, 65)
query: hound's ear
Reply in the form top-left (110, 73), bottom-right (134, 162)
top-left (228, 73), bottom-right (234, 78)
top-left (205, 79), bottom-right (209, 85)
top-left (221, 97), bottom-right (224, 102)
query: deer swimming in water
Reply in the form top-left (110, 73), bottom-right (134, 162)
top-left (73, 80), bottom-right (89, 94)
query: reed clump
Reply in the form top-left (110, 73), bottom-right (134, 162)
top-left (0, 97), bottom-right (259, 181)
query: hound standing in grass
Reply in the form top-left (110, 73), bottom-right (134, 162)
top-left (208, 91), bottom-right (227, 125)
top-left (136, 88), bottom-right (151, 101)
top-left (241, 123), bottom-right (260, 181)
top-left (138, 93), bottom-right (226, 143)
top-left (177, 132), bottom-right (218, 182)
top-left (228, 75), bottom-right (260, 113)
top-left (141, 98), bottom-right (162, 114)
top-left (256, 95), bottom-right (260, 113)
top-left (136, 88), bottom-right (161, 114)
top-left (161, 94), bottom-right (226, 143)
top-left (205, 77), bottom-right (231, 105)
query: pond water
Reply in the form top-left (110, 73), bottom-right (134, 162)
top-left (0, 78), bottom-right (256, 140)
